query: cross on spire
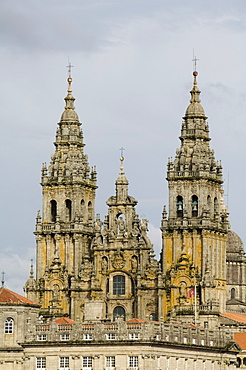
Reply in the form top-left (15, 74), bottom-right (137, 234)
top-left (192, 55), bottom-right (199, 72)
top-left (119, 147), bottom-right (125, 159)
top-left (66, 61), bottom-right (74, 78)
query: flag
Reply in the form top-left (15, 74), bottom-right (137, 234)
top-left (187, 287), bottom-right (195, 298)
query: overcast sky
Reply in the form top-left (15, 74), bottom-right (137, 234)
top-left (1, 0), bottom-right (246, 294)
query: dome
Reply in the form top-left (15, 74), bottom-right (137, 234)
top-left (60, 109), bottom-right (79, 122)
top-left (185, 102), bottom-right (205, 117)
top-left (226, 230), bottom-right (244, 254)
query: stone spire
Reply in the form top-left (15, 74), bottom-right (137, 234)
top-left (41, 73), bottom-right (97, 186)
top-left (60, 75), bottom-right (79, 123)
top-left (167, 71), bottom-right (222, 184)
top-left (185, 71), bottom-right (206, 119)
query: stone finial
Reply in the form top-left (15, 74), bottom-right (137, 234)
top-left (60, 68), bottom-right (79, 123)
top-left (185, 70), bottom-right (205, 118)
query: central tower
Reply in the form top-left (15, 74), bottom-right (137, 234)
top-left (161, 71), bottom-right (229, 321)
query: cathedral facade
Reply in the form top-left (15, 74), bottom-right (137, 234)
top-left (24, 69), bottom-right (246, 327)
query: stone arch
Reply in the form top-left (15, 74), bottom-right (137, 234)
top-left (88, 201), bottom-right (93, 220)
top-left (176, 196), bottom-right (183, 217)
top-left (113, 306), bottom-right (126, 320)
top-left (214, 197), bottom-right (218, 216)
top-left (65, 199), bottom-right (72, 221)
top-left (50, 200), bottom-right (57, 222)
top-left (231, 287), bottom-right (236, 299)
top-left (191, 195), bottom-right (198, 217)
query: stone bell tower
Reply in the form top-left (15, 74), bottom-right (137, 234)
top-left (161, 71), bottom-right (230, 321)
top-left (25, 70), bottom-right (97, 318)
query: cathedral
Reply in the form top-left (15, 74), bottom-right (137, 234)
top-left (1, 68), bottom-right (246, 369)
top-left (24, 68), bottom-right (246, 326)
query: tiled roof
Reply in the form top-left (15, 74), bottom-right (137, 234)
top-left (126, 318), bottom-right (146, 323)
top-left (55, 317), bottom-right (75, 324)
top-left (220, 312), bottom-right (246, 323)
top-left (0, 287), bottom-right (38, 305)
top-left (234, 333), bottom-right (246, 350)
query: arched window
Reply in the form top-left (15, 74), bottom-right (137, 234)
top-left (207, 195), bottom-right (211, 214)
top-left (214, 197), bottom-right (218, 216)
top-left (50, 200), bottom-right (57, 222)
top-left (176, 196), bottom-right (183, 218)
top-left (150, 313), bottom-right (157, 321)
top-left (4, 318), bottom-right (13, 334)
top-left (80, 199), bottom-right (85, 216)
top-left (191, 195), bottom-right (198, 217)
top-left (65, 199), bottom-right (72, 221)
top-left (113, 306), bottom-right (126, 320)
top-left (113, 275), bottom-right (125, 295)
top-left (88, 201), bottom-right (93, 221)
top-left (231, 288), bottom-right (236, 300)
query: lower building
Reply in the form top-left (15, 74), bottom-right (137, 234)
top-left (0, 287), bottom-right (241, 369)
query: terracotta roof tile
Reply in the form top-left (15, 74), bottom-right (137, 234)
top-left (0, 287), bottom-right (38, 305)
top-left (234, 333), bottom-right (246, 350)
top-left (126, 318), bottom-right (146, 323)
top-left (55, 317), bottom-right (75, 324)
top-left (220, 312), bottom-right (246, 323)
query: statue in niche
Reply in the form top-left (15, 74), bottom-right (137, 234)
top-left (52, 284), bottom-right (60, 301)
top-left (131, 256), bottom-right (138, 271)
top-left (179, 281), bottom-right (187, 298)
top-left (140, 219), bottom-right (148, 234)
top-left (94, 218), bottom-right (103, 245)
top-left (102, 257), bottom-right (108, 273)
top-left (117, 216), bottom-right (125, 234)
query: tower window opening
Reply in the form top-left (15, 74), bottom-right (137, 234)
top-left (176, 196), bottom-right (183, 218)
top-left (65, 199), bottom-right (72, 221)
top-left (191, 195), bottom-right (198, 217)
top-left (80, 199), bottom-right (85, 216)
top-left (207, 195), bottom-right (211, 214)
top-left (50, 200), bottom-right (57, 222)
top-left (214, 197), bottom-right (218, 216)
top-left (88, 201), bottom-right (93, 220)
top-left (231, 287), bottom-right (236, 299)
top-left (113, 275), bottom-right (125, 295)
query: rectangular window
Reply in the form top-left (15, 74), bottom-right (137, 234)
top-left (36, 357), bottom-right (46, 369)
top-left (60, 333), bottom-right (70, 341)
top-left (59, 357), bottom-right (69, 369)
top-left (129, 333), bottom-right (139, 340)
top-left (83, 333), bottom-right (93, 340)
top-left (82, 356), bottom-right (93, 368)
top-left (37, 334), bottom-right (47, 341)
top-left (113, 275), bottom-right (125, 295)
top-left (129, 356), bottom-right (138, 368)
top-left (106, 333), bottom-right (116, 340)
top-left (105, 356), bottom-right (115, 369)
